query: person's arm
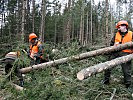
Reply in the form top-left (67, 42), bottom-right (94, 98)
top-left (36, 44), bottom-right (44, 58)
top-left (110, 33), bottom-right (116, 46)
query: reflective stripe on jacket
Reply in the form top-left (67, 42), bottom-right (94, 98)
top-left (115, 31), bottom-right (133, 53)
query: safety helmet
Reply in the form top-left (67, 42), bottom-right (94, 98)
top-left (29, 33), bottom-right (37, 42)
top-left (116, 20), bottom-right (128, 29)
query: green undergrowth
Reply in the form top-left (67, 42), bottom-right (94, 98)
top-left (0, 42), bottom-right (133, 100)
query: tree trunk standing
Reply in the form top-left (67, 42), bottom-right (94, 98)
top-left (86, 11), bottom-right (89, 45)
top-left (90, 0), bottom-right (93, 45)
top-left (40, 0), bottom-right (46, 42)
top-left (71, 17), bottom-right (74, 40)
top-left (54, 13), bottom-right (57, 44)
top-left (21, 0), bottom-right (26, 43)
top-left (66, 0), bottom-right (71, 43)
top-left (110, 5), bottom-right (113, 38)
top-left (71, 0), bottom-right (75, 40)
top-left (32, 0), bottom-right (35, 32)
top-left (79, 0), bottom-right (84, 45)
top-left (79, 14), bottom-right (83, 45)
top-left (105, 0), bottom-right (109, 46)
top-left (53, 3), bottom-right (57, 44)
top-left (16, 0), bottom-right (22, 40)
top-left (16, 0), bottom-right (20, 38)
top-left (82, 6), bottom-right (85, 45)
top-left (0, 0), bottom-right (3, 41)
top-left (128, 0), bottom-right (133, 24)
top-left (19, 42), bottom-right (133, 74)
top-left (77, 53), bottom-right (133, 80)
top-left (116, 1), bottom-right (123, 21)
top-left (0, 14), bottom-right (3, 41)
top-left (25, 0), bottom-right (30, 41)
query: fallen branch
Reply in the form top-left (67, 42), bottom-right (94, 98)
top-left (110, 88), bottom-right (116, 100)
top-left (11, 83), bottom-right (24, 91)
top-left (95, 91), bottom-right (103, 100)
top-left (19, 42), bottom-right (133, 74)
top-left (77, 53), bottom-right (133, 80)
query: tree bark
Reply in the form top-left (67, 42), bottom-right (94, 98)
top-left (79, 0), bottom-right (84, 45)
top-left (105, 0), bottom-right (109, 46)
top-left (66, 0), bottom-right (71, 43)
top-left (77, 53), bottom-right (133, 80)
top-left (32, 0), bottom-right (35, 32)
top-left (19, 42), bottom-right (133, 74)
top-left (11, 83), bottom-right (24, 91)
top-left (21, 0), bottom-right (26, 43)
top-left (86, 11), bottom-right (89, 45)
top-left (40, 0), bottom-right (46, 42)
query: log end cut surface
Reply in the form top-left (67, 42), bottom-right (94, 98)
top-left (77, 72), bottom-right (84, 80)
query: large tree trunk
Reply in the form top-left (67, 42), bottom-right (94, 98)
top-left (40, 0), bottom-right (46, 42)
top-left (85, 11), bottom-right (89, 45)
top-left (79, 0), bottom-right (84, 45)
top-left (89, 0), bottom-right (93, 45)
top-left (66, 0), bottom-right (71, 43)
top-left (105, 0), bottom-right (109, 46)
top-left (32, 0), bottom-right (35, 32)
top-left (19, 42), bottom-right (133, 74)
top-left (77, 53), bottom-right (133, 80)
top-left (21, 0), bottom-right (26, 43)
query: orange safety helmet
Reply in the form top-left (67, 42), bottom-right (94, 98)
top-left (29, 33), bottom-right (37, 42)
top-left (116, 20), bottom-right (128, 29)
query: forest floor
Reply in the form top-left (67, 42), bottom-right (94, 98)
top-left (0, 42), bottom-right (133, 100)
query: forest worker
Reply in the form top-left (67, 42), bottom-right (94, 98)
top-left (28, 33), bottom-right (44, 65)
top-left (102, 20), bottom-right (133, 89)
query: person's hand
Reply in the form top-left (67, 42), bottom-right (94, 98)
top-left (114, 42), bottom-right (119, 46)
top-left (33, 57), bottom-right (36, 61)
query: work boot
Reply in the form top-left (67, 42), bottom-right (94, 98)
top-left (101, 79), bottom-right (110, 85)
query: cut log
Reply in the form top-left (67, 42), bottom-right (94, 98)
top-left (11, 83), bottom-right (24, 91)
top-left (19, 42), bottom-right (133, 74)
top-left (77, 53), bottom-right (133, 80)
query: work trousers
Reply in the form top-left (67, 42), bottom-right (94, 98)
top-left (104, 52), bottom-right (132, 86)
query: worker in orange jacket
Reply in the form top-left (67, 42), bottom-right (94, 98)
top-left (103, 20), bottom-right (133, 88)
top-left (28, 33), bottom-right (44, 65)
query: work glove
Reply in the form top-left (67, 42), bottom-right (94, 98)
top-left (114, 42), bottom-right (119, 46)
top-left (33, 54), bottom-right (40, 61)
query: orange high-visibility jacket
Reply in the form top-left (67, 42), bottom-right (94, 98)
top-left (115, 31), bottom-right (133, 53)
top-left (30, 41), bottom-right (42, 59)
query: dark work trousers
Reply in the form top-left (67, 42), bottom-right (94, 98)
top-left (104, 51), bottom-right (132, 86)
top-left (30, 58), bottom-right (41, 65)
top-left (30, 57), bottom-right (42, 80)
top-left (5, 63), bottom-right (24, 86)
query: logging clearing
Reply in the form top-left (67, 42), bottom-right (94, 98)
top-left (1, 0), bottom-right (133, 99)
